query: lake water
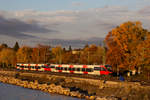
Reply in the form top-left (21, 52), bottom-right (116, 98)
top-left (0, 82), bottom-right (83, 100)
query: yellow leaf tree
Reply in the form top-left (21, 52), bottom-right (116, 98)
top-left (51, 46), bottom-right (63, 64)
top-left (105, 21), bottom-right (150, 71)
top-left (16, 46), bottom-right (33, 63)
top-left (32, 44), bottom-right (51, 63)
top-left (80, 44), bottom-right (104, 64)
top-left (0, 48), bottom-right (16, 68)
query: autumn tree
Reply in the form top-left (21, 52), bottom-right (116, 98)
top-left (88, 45), bottom-right (104, 64)
top-left (96, 46), bottom-right (105, 64)
top-left (136, 30), bottom-right (150, 74)
top-left (0, 43), bottom-right (8, 51)
top-left (80, 44), bottom-right (104, 64)
top-left (61, 49), bottom-right (80, 64)
top-left (88, 44), bottom-right (98, 64)
top-left (80, 46), bottom-right (89, 64)
top-left (143, 33), bottom-right (150, 65)
top-left (32, 44), bottom-right (51, 63)
top-left (16, 46), bottom-right (33, 63)
top-left (51, 46), bottom-right (63, 64)
top-left (62, 52), bottom-right (74, 64)
top-left (0, 48), bottom-right (16, 68)
top-left (32, 48), bottom-right (40, 63)
top-left (105, 21), bottom-right (150, 72)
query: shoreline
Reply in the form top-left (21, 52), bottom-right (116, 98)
top-left (0, 70), bottom-right (149, 100)
top-left (0, 74), bottom-right (88, 99)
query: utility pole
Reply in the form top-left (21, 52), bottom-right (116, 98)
top-left (103, 41), bottom-right (106, 65)
top-left (88, 51), bottom-right (90, 65)
top-left (59, 49), bottom-right (62, 64)
top-left (38, 48), bottom-right (40, 63)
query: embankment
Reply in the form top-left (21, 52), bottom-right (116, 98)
top-left (0, 70), bottom-right (149, 100)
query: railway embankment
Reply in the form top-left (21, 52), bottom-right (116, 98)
top-left (0, 70), bottom-right (149, 100)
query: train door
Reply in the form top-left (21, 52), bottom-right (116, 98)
top-left (21, 64), bottom-right (24, 70)
top-left (24, 64), bottom-right (28, 70)
top-left (16, 64), bottom-right (20, 70)
top-left (93, 66), bottom-right (101, 75)
top-left (43, 64), bottom-right (51, 71)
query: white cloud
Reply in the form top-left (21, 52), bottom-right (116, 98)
top-left (72, 2), bottom-right (84, 7)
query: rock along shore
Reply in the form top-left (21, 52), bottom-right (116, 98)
top-left (0, 70), bottom-right (149, 100)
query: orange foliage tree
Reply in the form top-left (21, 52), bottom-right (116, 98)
top-left (62, 50), bottom-right (80, 64)
top-left (32, 44), bottom-right (51, 63)
top-left (16, 46), bottom-right (33, 63)
top-left (51, 46), bottom-right (63, 64)
top-left (105, 21), bottom-right (150, 71)
top-left (80, 44), bottom-right (104, 64)
top-left (0, 44), bottom-right (8, 51)
top-left (0, 48), bottom-right (16, 67)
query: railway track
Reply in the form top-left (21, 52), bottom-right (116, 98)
top-left (0, 68), bottom-right (150, 86)
top-left (18, 69), bottom-right (117, 81)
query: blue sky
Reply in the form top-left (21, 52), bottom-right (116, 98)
top-left (0, 0), bottom-right (149, 11)
top-left (0, 0), bottom-right (150, 48)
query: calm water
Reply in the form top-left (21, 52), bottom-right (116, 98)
top-left (0, 82), bottom-right (83, 100)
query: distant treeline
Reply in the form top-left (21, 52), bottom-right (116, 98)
top-left (0, 43), bottom-right (105, 67)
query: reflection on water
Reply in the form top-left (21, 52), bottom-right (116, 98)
top-left (0, 82), bottom-right (83, 100)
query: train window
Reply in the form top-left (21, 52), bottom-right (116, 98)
top-left (46, 66), bottom-right (49, 68)
top-left (68, 68), bottom-right (72, 71)
top-left (60, 67), bottom-right (63, 70)
top-left (31, 66), bottom-right (35, 69)
top-left (35, 66), bottom-right (40, 69)
top-left (25, 66), bottom-right (28, 68)
top-left (105, 65), bottom-right (111, 67)
top-left (50, 66), bottom-right (55, 68)
top-left (100, 67), bottom-right (106, 71)
top-left (20, 66), bottom-right (24, 68)
top-left (86, 68), bottom-right (93, 72)
top-left (72, 68), bottom-right (75, 71)
top-left (46, 63), bottom-right (50, 66)
top-left (42, 66), bottom-right (46, 68)
top-left (56, 67), bottom-right (62, 70)
top-left (68, 68), bottom-right (75, 71)
top-left (82, 68), bottom-right (86, 72)
top-left (56, 67), bottom-right (59, 70)
top-left (94, 67), bottom-right (100, 70)
top-left (107, 67), bottom-right (112, 72)
top-left (64, 67), bottom-right (68, 71)
top-left (76, 68), bottom-right (81, 71)
top-left (105, 65), bottom-right (112, 72)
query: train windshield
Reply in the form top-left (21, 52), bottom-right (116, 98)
top-left (105, 65), bottom-right (112, 72)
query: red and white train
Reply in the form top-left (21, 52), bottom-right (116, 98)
top-left (16, 63), bottom-right (112, 75)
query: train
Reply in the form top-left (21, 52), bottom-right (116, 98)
top-left (16, 63), bottom-right (113, 75)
